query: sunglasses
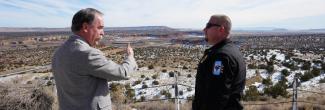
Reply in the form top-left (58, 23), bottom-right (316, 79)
top-left (205, 23), bottom-right (221, 29)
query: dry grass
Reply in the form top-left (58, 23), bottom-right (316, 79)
top-left (119, 100), bottom-right (192, 110)
top-left (0, 82), bottom-right (55, 110)
top-left (1, 74), bottom-right (324, 110)
top-left (1, 82), bottom-right (324, 110)
top-left (246, 74), bottom-right (263, 86)
top-left (244, 103), bottom-right (292, 110)
top-left (113, 97), bottom-right (323, 110)
top-left (244, 95), bottom-right (325, 110)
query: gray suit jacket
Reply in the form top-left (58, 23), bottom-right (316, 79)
top-left (52, 35), bottom-right (137, 110)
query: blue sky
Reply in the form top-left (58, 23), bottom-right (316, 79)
top-left (0, 0), bottom-right (324, 29)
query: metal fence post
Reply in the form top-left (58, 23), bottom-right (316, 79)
top-left (292, 76), bottom-right (297, 110)
top-left (175, 74), bottom-right (180, 110)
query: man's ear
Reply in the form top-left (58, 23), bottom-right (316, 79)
top-left (82, 22), bottom-right (88, 32)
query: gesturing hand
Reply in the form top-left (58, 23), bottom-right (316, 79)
top-left (127, 42), bottom-right (134, 57)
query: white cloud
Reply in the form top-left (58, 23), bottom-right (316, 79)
top-left (228, 0), bottom-right (325, 25)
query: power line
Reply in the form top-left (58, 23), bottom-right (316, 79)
top-left (0, 65), bottom-right (50, 77)
top-left (133, 98), bottom-right (325, 106)
top-left (178, 83), bottom-right (195, 88)
top-left (130, 82), bottom-right (195, 91)
top-left (131, 84), bottom-right (174, 91)
top-left (297, 89), bottom-right (325, 95)
top-left (242, 101), bottom-right (292, 105)
top-left (296, 100), bottom-right (325, 105)
top-left (134, 98), bottom-right (177, 103)
top-left (242, 101), bottom-right (325, 106)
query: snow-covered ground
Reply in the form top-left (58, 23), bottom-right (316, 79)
top-left (245, 49), bottom-right (324, 94)
top-left (266, 49), bottom-right (286, 62)
top-left (246, 69), bottom-right (268, 79)
top-left (1, 49), bottom-right (324, 102)
top-left (252, 82), bottom-right (265, 92)
top-left (300, 74), bottom-right (325, 90)
top-left (271, 72), bottom-right (282, 84)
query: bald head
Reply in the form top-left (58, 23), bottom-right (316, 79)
top-left (209, 14), bottom-right (232, 33)
top-left (204, 14), bottom-right (232, 45)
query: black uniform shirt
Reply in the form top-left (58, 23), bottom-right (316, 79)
top-left (193, 39), bottom-right (246, 110)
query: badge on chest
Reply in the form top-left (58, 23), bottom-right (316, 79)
top-left (213, 60), bottom-right (223, 76)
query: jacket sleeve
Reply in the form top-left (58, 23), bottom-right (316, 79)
top-left (208, 53), bottom-right (237, 108)
top-left (212, 53), bottom-right (245, 109)
top-left (211, 54), bottom-right (238, 89)
top-left (78, 48), bottom-right (138, 81)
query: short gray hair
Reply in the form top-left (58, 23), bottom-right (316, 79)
top-left (211, 14), bottom-right (232, 33)
top-left (71, 8), bottom-right (103, 33)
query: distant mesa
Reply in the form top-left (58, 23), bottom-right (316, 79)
top-left (0, 27), bottom-right (70, 32)
top-left (104, 26), bottom-right (175, 31)
top-left (233, 27), bottom-right (288, 32)
top-left (304, 28), bottom-right (325, 32)
top-left (1, 26), bottom-right (325, 33)
top-left (0, 26), bottom-right (176, 32)
top-left (272, 28), bottom-right (288, 31)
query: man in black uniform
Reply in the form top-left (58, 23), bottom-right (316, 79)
top-left (192, 15), bottom-right (246, 110)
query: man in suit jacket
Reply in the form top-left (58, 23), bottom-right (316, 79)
top-left (52, 8), bottom-right (138, 110)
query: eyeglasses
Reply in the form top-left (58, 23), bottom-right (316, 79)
top-left (205, 23), bottom-right (221, 29)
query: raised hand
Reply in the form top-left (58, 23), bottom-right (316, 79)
top-left (127, 42), bottom-right (134, 57)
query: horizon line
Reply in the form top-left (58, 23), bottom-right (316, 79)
top-left (0, 26), bottom-right (325, 31)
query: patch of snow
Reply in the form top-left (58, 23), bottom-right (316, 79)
top-left (246, 69), bottom-right (257, 79)
top-left (0, 75), bottom-right (22, 83)
top-left (159, 72), bottom-right (170, 79)
top-left (286, 73), bottom-right (296, 84)
top-left (266, 49), bottom-right (285, 62)
top-left (271, 72), bottom-right (283, 84)
top-left (252, 82), bottom-right (265, 93)
top-left (300, 74), bottom-right (325, 90)
top-left (275, 65), bottom-right (290, 72)
top-left (259, 69), bottom-right (269, 79)
top-left (138, 67), bottom-right (149, 71)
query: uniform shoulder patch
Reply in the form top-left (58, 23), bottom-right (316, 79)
top-left (213, 60), bottom-right (223, 76)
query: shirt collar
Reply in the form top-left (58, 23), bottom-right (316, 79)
top-left (70, 34), bottom-right (89, 45)
top-left (204, 39), bottom-right (231, 54)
